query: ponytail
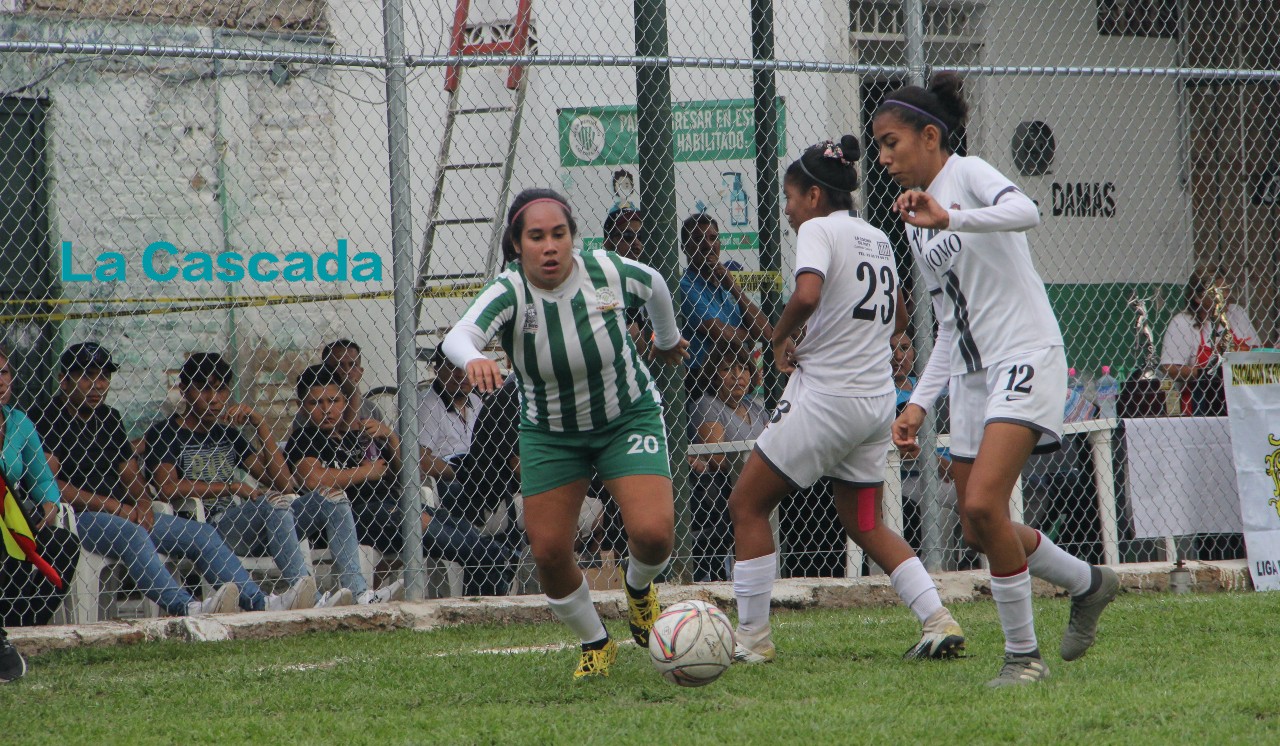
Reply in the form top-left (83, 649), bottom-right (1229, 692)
top-left (873, 72), bottom-right (969, 153)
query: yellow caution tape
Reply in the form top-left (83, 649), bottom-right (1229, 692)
top-left (733, 271), bottom-right (784, 293)
top-left (0, 272), bottom-right (781, 323)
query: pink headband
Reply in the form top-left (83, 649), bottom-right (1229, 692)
top-left (509, 197), bottom-right (572, 227)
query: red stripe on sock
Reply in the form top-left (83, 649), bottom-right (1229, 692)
top-left (856, 487), bottom-right (876, 532)
top-left (1033, 530), bottom-right (1043, 552)
top-left (991, 564), bottom-right (1029, 579)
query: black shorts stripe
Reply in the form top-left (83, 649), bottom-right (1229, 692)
top-left (986, 416), bottom-right (1063, 454)
top-left (828, 478), bottom-right (884, 489)
top-left (943, 270), bottom-right (982, 372)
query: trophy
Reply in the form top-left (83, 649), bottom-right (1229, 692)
top-left (1127, 294), bottom-right (1160, 380)
top-left (1119, 293), bottom-right (1165, 417)
top-left (1200, 283), bottom-right (1235, 377)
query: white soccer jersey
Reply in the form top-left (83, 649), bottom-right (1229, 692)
top-left (906, 155), bottom-right (1063, 375)
top-left (791, 210), bottom-right (897, 397)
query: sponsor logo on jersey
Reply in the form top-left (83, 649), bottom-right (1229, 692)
top-left (522, 305), bottom-right (539, 334)
top-left (595, 286), bottom-right (621, 312)
top-left (918, 232), bottom-right (964, 273)
top-left (876, 240), bottom-right (892, 258)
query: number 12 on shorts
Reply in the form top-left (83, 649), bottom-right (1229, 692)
top-left (1004, 364), bottom-right (1035, 395)
top-left (627, 434), bottom-right (660, 454)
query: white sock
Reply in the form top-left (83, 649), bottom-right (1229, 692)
top-left (733, 553), bottom-right (777, 635)
top-left (1026, 531), bottom-right (1092, 596)
top-left (889, 557), bottom-right (943, 624)
top-left (545, 577), bottom-right (608, 646)
top-left (990, 569), bottom-right (1038, 655)
top-left (625, 554), bottom-right (670, 593)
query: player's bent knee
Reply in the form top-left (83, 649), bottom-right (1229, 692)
top-left (530, 543), bottom-right (577, 571)
top-left (960, 499), bottom-right (1006, 531)
top-left (959, 528), bottom-right (986, 553)
top-left (627, 528), bottom-right (673, 560)
top-left (727, 490), bottom-right (767, 527)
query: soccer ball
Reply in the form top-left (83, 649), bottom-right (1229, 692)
top-left (648, 599), bottom-right (735, 687)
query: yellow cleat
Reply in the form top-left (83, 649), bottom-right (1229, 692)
top-left (618, 558), bottom-right (659, 647)
top-left (573, 639), bottom-right (618, 679)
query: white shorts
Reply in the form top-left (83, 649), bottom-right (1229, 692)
top-left (949, 345), bottom-right (1066, 463)
top-left (753, 375), bottom-right (894, 489)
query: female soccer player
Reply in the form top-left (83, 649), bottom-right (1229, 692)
top-left (442, 188), bottom-right (688, 679)
top-left (729, 136), bottom-right (965, 665)
top-left (875, 73), bottom-right (1119, 687)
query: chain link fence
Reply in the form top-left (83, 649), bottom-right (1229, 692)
top-left (0, 0), bottom-right (1274, 626)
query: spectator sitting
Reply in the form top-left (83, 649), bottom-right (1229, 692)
top-left (145, 353), bottom-right (339, 611)
top-left (451, 373), bottom-right (521, 534)
top-left (417, 348), bottom-right (481, 489)
top-left (32, 342), bottom-right (254, 616)
top-left (688, 341), bottom-right (768, 581)
top-left (292, 339), bottom-right (386, 435)
top-left (679, 213), bottom-right (772, 393)
top-left (892, 329), bottom-right (917, 413)
top-left (1160, 265), bottom-right (1258, 415)
top-left (0, 344), bottom-right (80, 627)
top-left (288, 364), bottom-right (519, 596)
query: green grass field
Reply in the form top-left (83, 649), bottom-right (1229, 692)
top-left (4, 591), bottom-right (1279, 744)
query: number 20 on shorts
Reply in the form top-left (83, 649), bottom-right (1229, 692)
top-left (627, 434), bottom-right (661, 454)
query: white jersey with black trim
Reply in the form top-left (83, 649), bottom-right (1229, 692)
top-left (791, 209), bottom-right (897, 397)
top-left (906, 155), bottom-right (1063, 376)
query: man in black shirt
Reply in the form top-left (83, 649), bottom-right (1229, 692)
top-left (288, 364), bottom-right (518, 595)
top-left (145, 353), bottom-right (356, 610)
top-left (32, 343), bottom-right (256, 615)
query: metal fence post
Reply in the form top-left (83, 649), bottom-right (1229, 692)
top-left (635, 0), bottom-right (691, 580)
top-left (752, 0), bottom-right (784, 406)
top-left (382, 0), bottom-right (426, 600)
top-left (904, 0), bottom-right (945, 570)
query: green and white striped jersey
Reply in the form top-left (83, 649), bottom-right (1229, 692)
top-left (448, 250), bottom-right (680, 433)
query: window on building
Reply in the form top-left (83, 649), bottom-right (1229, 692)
top-left (1097, 0), bottom-right (1179, 39)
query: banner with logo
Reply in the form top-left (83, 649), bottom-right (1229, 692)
top-left (556, 99), bottom-right (786, 267)
top-left (1224, 351), bottom-right (1280, 591)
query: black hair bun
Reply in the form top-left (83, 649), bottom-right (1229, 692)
top-left (927, 72), bottom-right (969, 125)
top-left (839, 134), bottom-right (861, 161)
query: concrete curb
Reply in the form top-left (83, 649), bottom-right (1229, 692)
top-left (7, 559), bottom-right (1251, 658)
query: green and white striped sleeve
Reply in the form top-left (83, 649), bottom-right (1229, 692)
top-left (442, 276), bottom-right (517, 368)
top-left (617, 256), bottom-right (680, 350)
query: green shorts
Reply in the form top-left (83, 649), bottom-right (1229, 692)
top-left (519, 404), bottom-right (671, 496)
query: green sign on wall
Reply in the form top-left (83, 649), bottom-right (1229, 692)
top-left (558, 98), bottom-right (787, 167)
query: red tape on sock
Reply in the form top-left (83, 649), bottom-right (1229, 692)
top-left (856, 487), bottom-right (876, 532)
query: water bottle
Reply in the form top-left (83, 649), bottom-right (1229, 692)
top-left (1064, 367), bottom-right (1091, 422)
top-left (1096, 365), bottom-right (1119, 419)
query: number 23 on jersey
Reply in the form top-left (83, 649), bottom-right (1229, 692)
top-left (852, 261), bottom-right (896, 325)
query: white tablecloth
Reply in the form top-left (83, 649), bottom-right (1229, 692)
top-left (1126, 417), bottom-right (1241, 538)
